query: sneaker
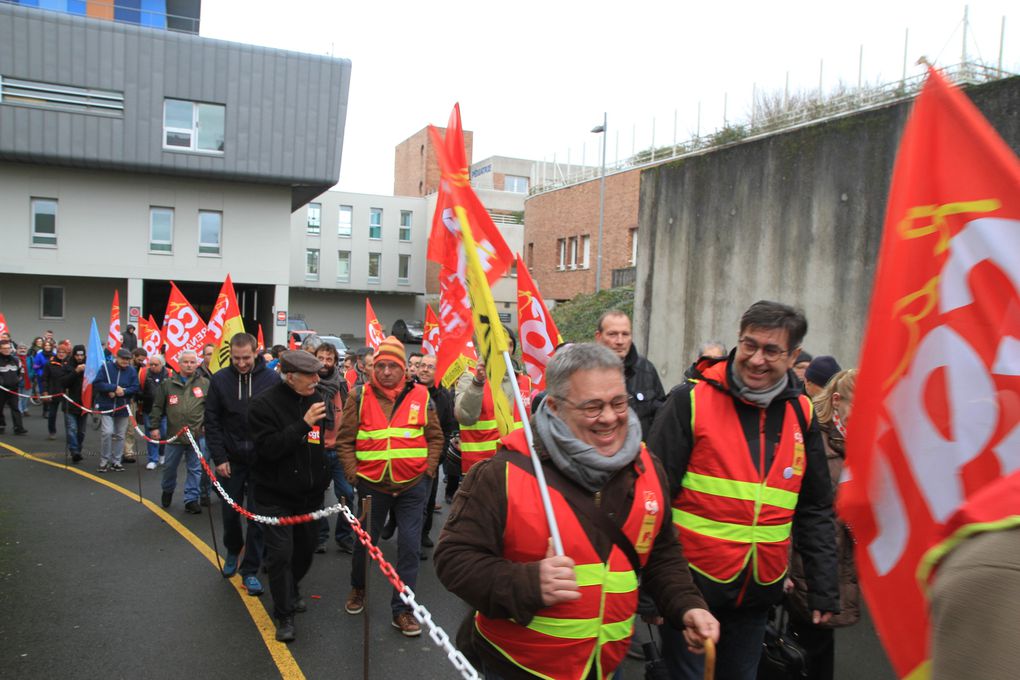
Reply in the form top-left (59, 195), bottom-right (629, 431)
top-left (161, 492), bottom-right (173, 508)
top-left (97, 464), bottom-right (109, 473)
top-left (110, 464), bottom-right (125, 472)
top-left (314, 543), bottom-right (327, 554)
top-left (145, 461), bottom-right (157, 470)
top-left (275, 616), bottom-right (295, 643)
top-left (71, 454), bottom-right (83, 463)
top-left (200, 495), bottom-right (210, 507)
top-left (123, 456), bottom-right (136, 464)
top-left (421, 535), bottom-right (434, 548)
top-left (243, 575), bottom-right (264, 596)
top-left (48, 433), bottom-right (56, 440)
top-left (184, 501), bottom-right (201, 514)
top-left (294, 598), bottom-right (307, 613)
top-left (345, 588), bottom-right (365, 615)
top-left (392, 611), bottom-right (422, 637)
top-left (159, 455), bottom-right (165, 466)
top-left (14, 428), bottom-right (28, 435)
top-left (222, 553), bottom-right (239, 578)
top-left (336, 537), bottom-right (354, 554)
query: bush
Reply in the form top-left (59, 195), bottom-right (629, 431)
top-left (551, 286), bottom-right (635, 343)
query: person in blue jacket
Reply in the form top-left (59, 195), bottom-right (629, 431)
top-left (32, 339), bottom-right (55, 416)
top-left (93, 348), bottom-right (141, 472)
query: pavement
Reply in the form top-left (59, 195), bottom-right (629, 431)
top-left (0, 403), bottom-right (896, 680)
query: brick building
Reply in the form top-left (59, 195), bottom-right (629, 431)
top-left (393, 125), bottom-right (474, 198)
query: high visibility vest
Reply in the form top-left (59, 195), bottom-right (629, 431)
top-left (475, 429), bottom-right (664, 680)
top-left (355, 384), bottom-right (431, 483)
top-left (460, 373), bottom-right (531, 474)
top-left (672, 362), bottom-right (811, 586)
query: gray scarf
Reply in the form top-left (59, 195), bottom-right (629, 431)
top-left (534, 401), bottom-right (643, 492)
top-left (730, 366), bottom-right (789, 408)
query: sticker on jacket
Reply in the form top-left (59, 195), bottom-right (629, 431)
top-left (307, 425), bottom-right (321, 444)
top-left (192, 387), bottom-right (204, 398)
top-left (635, 491), bottom-right (660, 555)
top-left (168, 395), bottom-right (179, 405)
top-left (791, 429), bottom-right (806, 476)
top-left (407, 401), bottom-right (422, 425)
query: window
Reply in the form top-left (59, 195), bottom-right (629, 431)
top-left (149, 207), bottom-right (174, 253)
top-left (41, 286), bottom-right (64, 319)
top-left (509, 259), bottom-right (518, 277)
top-left (369, 208), bottom-right (382, 240)
top-left (398, 254), bottom-right (411, 284)
top-left (305, 248), bottom-right (320, 280)
top-left (581, 235), bottom-right (591, 269)
top-left (338, 205), bottom-right (353, 237)
top-left (630, 228), bottom-right (638, 265)
top-left (368, 252), bottom-right (382, 283)
top-left (337, 250), bottom-right (351, 282)
top-left (526, 243), bottom-right (534, 269)
top-left (399, 210), bottom-right (413, 241)
top-left (568, 237), bottom-right (578, 270)
top-left (163, 99), bottom-right (225, 153)
top-left (505, 175), bottom-right (529, 193)
top-left (0, 76), bottom-right (124, 116)
top-left (31, 198), bottom-right (57, 247)
top-left (557, 239), bottom-right (566, 270)
top-left (307, 203), bottom-right (321, 234)
top-left (198, 211), bottom-right (222, 256)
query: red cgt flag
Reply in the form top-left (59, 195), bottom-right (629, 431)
top-left (0, 311), bottom-right (9, 339)
top-left (138, 315), bottom-right (163, 358)
top-left (422, 305), bottom-right (440, 358)
top-left (257, 323), bottom-right (265, 352)
top-left (365, 298), bottom-right (386, 351)
top-left (516, 254), bottom-right (563, 392)
top-left (838, 68), bottom-right (1020, 679)
top-left (107, 291), bottom-right (123, 354)
top-left (161, 282), bottom-right (210, 372)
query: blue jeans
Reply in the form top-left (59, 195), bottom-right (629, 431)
top-left (660, 605), bottom-right (769, 680)
top-left (318, 449), bottom-right (354, 544)
top-left (145, 414), bottom-right (166, 464)
top-left (162, 438), bottom-right (203, 504)
top-left (219, 459), bottom-right (263, 577)
top-left (351, 476), bottom-right (430, 614)
top-left (64, 411), bottom-right (87, 454)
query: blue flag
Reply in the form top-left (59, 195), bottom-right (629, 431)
top-left (84, 317), bottom-right (104, 385)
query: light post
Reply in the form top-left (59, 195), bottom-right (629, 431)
top-left (591, 113), bottom-right (607, 293)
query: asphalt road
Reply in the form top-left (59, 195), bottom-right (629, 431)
top-left (0, 404), bottom-right (896, 680)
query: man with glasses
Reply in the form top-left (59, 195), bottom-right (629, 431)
top-left (647, 300), bottom-right (838, 680)
top-left (594, 309), bottom-right (665, 438)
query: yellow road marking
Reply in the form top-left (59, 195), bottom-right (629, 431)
top-left (0, 442), bottom-right (305, 680)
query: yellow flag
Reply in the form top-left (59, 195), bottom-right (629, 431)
top-left (208, 275), bottom-right (245, 373)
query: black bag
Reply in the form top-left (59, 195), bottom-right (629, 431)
top-left (757, 603), bottom-right (808, 680)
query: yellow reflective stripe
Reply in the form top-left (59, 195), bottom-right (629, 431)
top-left (570, 564), bottom-right (637, 593)
top-left (460, 441), bottom-right (499, 453)
top-left (599, 616), bottom-right (635, 643)
top-left (603, 571), bottom-right (637, 594)
top-left (681, 472), bottom-right (799, 510)
top-left (573, 563), bottom-right (605, 587)
top-left (673, 509), bottom-right (791, 543)
top-left (356, 427), bottom-right (425, 440)
top-left (356, 447), bottom-right (427, 460)
top-left (527, 615), bottom-right (600, 639)
top-left (461, 420), bottom-right (498, 431)
top-left (508, 421), bottom-right (524, 431)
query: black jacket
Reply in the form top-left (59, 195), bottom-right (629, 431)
top-left (623, 344), bottom-right (666, 439)
top-left (42, 355), bottom-right (68, 395)
top-left (248, 381), bottom-right (330, 511)
top-left (121, 331), bottom-right (138, 351)
top-left (142, 367), bottom-right (171, 415)
top-left (204, 357), bottom-right (280, 466)
top-left (56, 346), bottom-right (87, 415)
top-left (0, 352), bottom-right (23, 390)
top-left (646, 353), bottom-right (840, 614)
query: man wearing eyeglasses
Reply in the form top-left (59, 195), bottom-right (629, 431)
top-left (647, 300), bottom-right (839, 680)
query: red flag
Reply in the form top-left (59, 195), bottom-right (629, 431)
top-left (422, 305), bottom-right (440, 357)
top-left (257, 323), bottom-right (265, 352)
top-left (838, 68), bottom-right (1020, 679)
top-left (0, 312), bottom-right (9, 339)
top-left (206, 274), bottom-right (239, 349)
top-left (138, 315), bottom-right (163, 358)
top-left (365, 298), bottom-right (386, 351)
top-left (107, 291), bottom-right (122, 354)
top-left (435, 266), bottom-right (477, 387)
top-left (517, 254), bottom-right (563, 391)
top-left (161, 282), bottom-right (210, 372)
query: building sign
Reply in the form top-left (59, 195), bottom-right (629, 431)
top-left (128, 306), bottom-right (141, 323)
top-left (276, 310), bottom-right (288, 326)
top-left (471, 164), bottom-right (492, 179)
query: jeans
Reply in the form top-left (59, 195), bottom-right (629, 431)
top-left (259, 501), bottom-right (320, 619)
top-left (162, 438), bottom-right (204, 504)
top-left (144, 414), bottom-right (166, 464)
top-left (351, 476), bottom-right (430, 614)
top-left (660, 605), bottom-right (769, 680)
top-left (317, 449), bottom-right (354, 545)
top-left (64, 411), bottom-right (87, 454)
top-left (219, 459), bottom-right (263, 577)
top-left (100, 415), bottom-right (129, 466)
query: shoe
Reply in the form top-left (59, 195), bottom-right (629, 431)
top-left (145, 461), bottom-right (157, 470)
top-left (294, 598), bottom-right (307, 613)
top-left (71, 454), bottom-right (83, 463)
top-left (345, 588), bottom-right (365, 615)
top-left (433, 504), bottom-right (442, 513)
top-left (392, 611), bottom-right (422, 637)
top-left (243, 575), bottom-right (264, 596)
top-left (275, 616), bottom-right (295, 643)
top-left (48, 433), bottom-right (56, 440)
top-left (14, 429), bottom-right (28, 435)
top-left (97, 464), bottom-right (109, 473)
top-left (110, 463), bottom-right (125, 472)
top-left (200, 495), bottom-right (210, 507)
top-left (421, 535), bottom-right (434, 548)
top-left (336, 537), bottom-right (354, 554)
top-left (123, 456), bottom-right (136, 464)
top-left (159, 455), bottom-right (165, 465)
top-left (381, 520), bottom-right (396, 541)
top-left (222, 553), bottom-right (239, 578)
top-left (315, 543), bottom-right (327, 554)
top-left (161, 491), bottom-right (173, 508)
top-left (185, 501), bottom-right (201, 514)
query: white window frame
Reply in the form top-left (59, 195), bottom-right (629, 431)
top-left (31, 197), bottom-right (58, 248)
top-left (630, 228), bottom-right (638, 265)
top-left (305, 248), bottom-right (320, 280)
top-left (338, 205), bottom-right (353, 237)
top-left (557, 239), bottom-right (566, 271)
top-left (581, 235), bottom-right (591, 269)
top-left (398, 254), bottom-right (411, 285)
top-left (399, 210), bottom-right (412, 242)
top-left (505, 175), bottom-right (529, 193)
top-left (369, 208), bottom-right (383, 240)
top-left (149, 207), bottom-right (174, 254)
top-left (307, 203), bottom-right (321, 234)
top-left (163, 99), bottom-right (225, 154)
top-left (337, 250), bottom-right (351, 283)
top-left (40, 285), bottom-right (64, 320)
top-left (198, 210), bottom-right (222, 257)
top-left (367, 252), bottom-right (382, 284)
top-left (568, 237), bottom-right (578, 270)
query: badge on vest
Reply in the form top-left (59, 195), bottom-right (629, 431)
top-left (192, 387), bottom-right (204, 398)
top-left (307, 425), bottom-right (321, 444)
top-left (407, 401), bottom-right (422, 425)
top-left (635, 490), bottom-right (659, 555)
top-left (791, 430), bottom-right (806, 476)
top-left (168, 394), bottom-right (179, 406)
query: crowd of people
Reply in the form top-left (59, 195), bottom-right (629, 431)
top-left (0, 302), bottom-right (860, 679)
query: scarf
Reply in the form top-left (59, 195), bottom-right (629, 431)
top-left (534, 400), bottom-right (642, 493)
top-left (370, 370), bottom-right (404, 403)
top-left (729, 365), bottom-right (789, 408)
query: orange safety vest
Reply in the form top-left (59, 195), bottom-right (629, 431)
top-left (355, 384), bottom-right (431, 483)
top-left (672, 362), bottom-right (811, 586)
top-left (475, 429), bottom-right (664, 680)
top-left (460, 373), bottom-right (531, 474)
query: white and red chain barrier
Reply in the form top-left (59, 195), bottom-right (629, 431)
top-left (0, 384), bottom-right (131, 415)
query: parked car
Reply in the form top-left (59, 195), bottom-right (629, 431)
top-left (288, 330), bottom-right (316, 350)
top-left (391, 319), bottom-right (424, 344)
top-left (318, 335), bottom-right (348, 357)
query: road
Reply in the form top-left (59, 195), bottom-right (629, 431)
top-left (0, 405), bottom-right (896, 679)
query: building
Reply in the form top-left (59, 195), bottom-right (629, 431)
top-left (0, 0), bottom-right (202, 33)
top-left (393, 124), bottom-right (473, 198)
top-left (0, 2), bottom-right (350, 346)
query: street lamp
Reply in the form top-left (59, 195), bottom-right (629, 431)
top-left (591, 113), bottom-right (607, 293)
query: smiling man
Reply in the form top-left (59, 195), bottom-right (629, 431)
top-left (647, 300), bottom-right (838, 680)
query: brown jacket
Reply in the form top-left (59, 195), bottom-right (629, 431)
top-left (337, 382), bottom-right (444, 494)
top-left (434, 434), bottom-right (707, 680)
top-left (788, 426), bottom-right (860, 628)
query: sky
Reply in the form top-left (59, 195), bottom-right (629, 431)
top-left (201, 0), bottom-right (1018, 196)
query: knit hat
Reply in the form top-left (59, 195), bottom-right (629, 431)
top-left (805, 355), bottom-right (841, 387)
top-left (279, 350), bottom-right (323, 374)
top-left (375, 336), bottom-right (407, 367)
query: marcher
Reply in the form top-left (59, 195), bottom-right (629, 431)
top-left (141, 354), bottom-right (170, 469)
top-left (123, 348), bottom-right (149, 464)
top-left (647, 300), bottom-right (839, 680)
top-left (57, 344), bottom-right (89, 462)
top-left (32, 339), bottom-right (55, 418)
top-left (41, 342), bottom-right (70, 439)
top-left (793, 350), bottom-right (813, 386)
top-left (312, 342), bottom-right (354, 554)
top-left (594, 309), bottom-right (665, 438)
top-left (339, 336), bottom-right (444, 637)
top-left (149, 350), bottom-right (209, 514)
top-left (248, 350), bottom-right (331, 642)
top-left (94, 348), bottom-right (141, 472)
top-left (205, 332), bottom-right (278, 594)
top-left (436, 343), bottom-right (720, 680)
top-left (0, 338), bottom-right (28, 435)
top-left (121, 324), bottom-right (139, 351)
top-left (803, 355), bottom-right (841, 398)
top-left (15, 343), bottom-right (32, 415)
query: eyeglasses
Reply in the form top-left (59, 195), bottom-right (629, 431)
top-left (738, 337), bottom-right (791, 362)
top-left (559, 395), bottom-right (630, 419)
top-left (374, 361), bottom-right (403, 372)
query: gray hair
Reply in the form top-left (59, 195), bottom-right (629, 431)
top-left (545, 343), bottom-right (623, 400)
top-left (175, 351), bottom-right (195, 362)
top-left (301, 334), bottom-right (323, 353)
top-left (697, 340), bottom-right (727, 357)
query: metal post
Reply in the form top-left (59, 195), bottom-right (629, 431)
top-left (362, 495), bottom-right (372, 680)
top-left (723, 92), bottom-right (728, 127)
top-left (672, 109), bottom-right (677, 156)
top-left (902, 28), bottom-right (909, 86)
top-left (962, 5), bottom-right (969, 66)
top-left (650, 117), bottom-right (656, 162)
top-left (696, 101), bottom-right (701, 139)
top-left (784, 72), bottom-right (789, 110)
top-left (819, 59), bottom-right (824, 97)
top-left (858, 44), bottom-right (864, 91)
top-left (593, 113), bottom-right (607, 294)
top-left (751, 83), bottom-right (756, 129)
top-left (999, 16), bottom-right (1006, 76)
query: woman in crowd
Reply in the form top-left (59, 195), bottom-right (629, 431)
top-left (32, 339), bottom-right (55, 416)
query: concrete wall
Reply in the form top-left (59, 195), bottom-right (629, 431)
top-left (288, 288), bottom-right (419, 346)
top-left (0, 273), bottom-right (126, 345)
top-left (635, 75), bottom-right (1020, 387)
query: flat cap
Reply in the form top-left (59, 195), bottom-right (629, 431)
top-left (116, 348), bottom-right (133, 359)
top-left (279, 350), bottom-right (322, 374)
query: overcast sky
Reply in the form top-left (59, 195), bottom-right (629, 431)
top-left (202, 1), bottom-right (1017, 195)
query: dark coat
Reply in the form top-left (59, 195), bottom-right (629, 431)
top-left (204, 356), bottom-right (280, 466)
top-left (92, 361), bottom-right (140, 414)
top-left (623, 344), bottom-right (665, 438)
